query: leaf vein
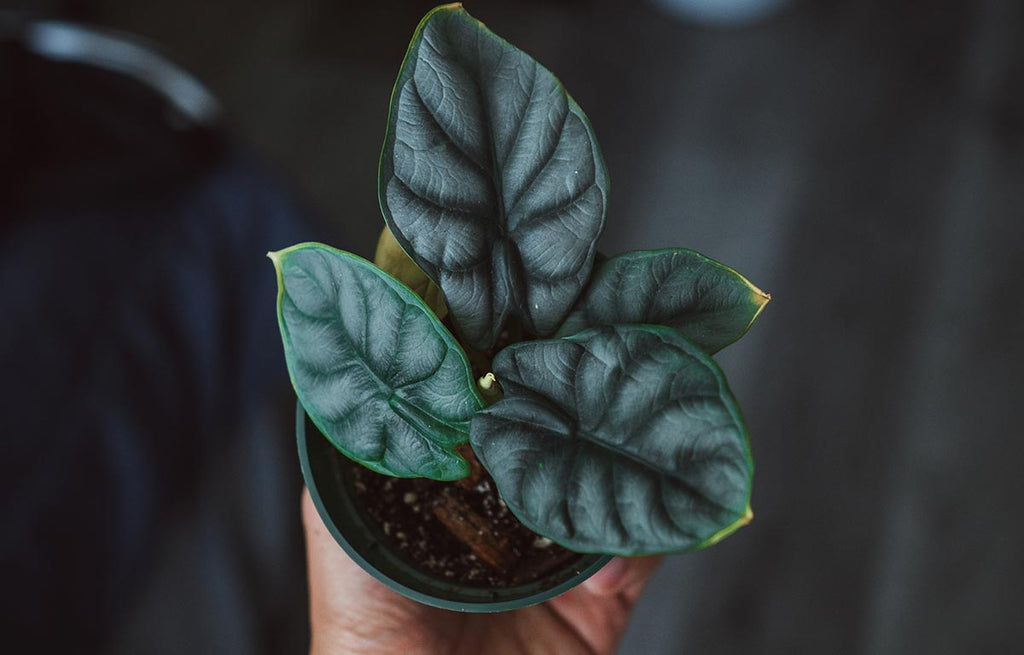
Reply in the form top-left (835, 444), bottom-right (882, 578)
top-left (409, 76), bottom-right (490, 176)
top-left (505, 103), bottom-right (572, 217)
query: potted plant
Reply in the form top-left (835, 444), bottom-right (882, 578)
top-left (272, 3), bottom-right (769, 612)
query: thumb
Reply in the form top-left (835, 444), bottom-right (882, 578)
top-left (302, 488), bottom-right (362, 634)
top-left (302, 490), bottom-right (447, 655)
top-left (582, 555), bottom-right (664, 604)
top-left (302, 488), bottom-right (393, 650)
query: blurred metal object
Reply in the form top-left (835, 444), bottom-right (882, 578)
top-left (18, 19), bottom-right (222, 127)
top-left (649, 0), bottom-right (789, 26)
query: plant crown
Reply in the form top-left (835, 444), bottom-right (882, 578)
top-left (272, 4), bottom-right (769, 555)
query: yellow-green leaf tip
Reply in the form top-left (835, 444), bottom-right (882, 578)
top-left (701, 505), bottom-right (754, 548)
top-left (747, 287), bottom-right (771, 329)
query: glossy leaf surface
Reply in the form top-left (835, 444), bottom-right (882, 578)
top-left (557, 249), bottom-right (770, 353)
top-left (379, 4), bottom-right (609, 350)
top-left (471, 325), bottom-right (752, 554)
top-left (271, 243), bottom-right (481, 480)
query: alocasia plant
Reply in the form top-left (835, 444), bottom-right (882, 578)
top-left (271, 3), bottom-right (769, 557)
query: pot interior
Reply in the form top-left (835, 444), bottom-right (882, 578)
top-left (297, 402), bottom-right (610, 612)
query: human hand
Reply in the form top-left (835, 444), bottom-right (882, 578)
top-left (303, 489), bottom-right (662, 655)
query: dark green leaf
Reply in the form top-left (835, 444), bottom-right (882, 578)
top-left (471, 325), bottom-right (753, 554)
top-left (270, 242), bottom-right (481, 480)
top-left (379, 4), bottom-right (609, 350)
top-left (557, 249), bottom-right (770, 353)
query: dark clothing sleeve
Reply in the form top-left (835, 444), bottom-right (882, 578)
top-left (1, 40), bottom-right (314, 651)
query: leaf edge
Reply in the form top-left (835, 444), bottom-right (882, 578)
top-left (269, 241), bottom-right (483, 481)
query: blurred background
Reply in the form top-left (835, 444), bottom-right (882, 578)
top-left (2, 0), bottom-right (1022, 652)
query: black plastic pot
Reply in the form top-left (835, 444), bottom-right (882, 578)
top-left (297, 402), bottom-right (611, 612)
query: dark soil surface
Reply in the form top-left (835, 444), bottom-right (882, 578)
top-left (349, 453), bottom-right (580, 588)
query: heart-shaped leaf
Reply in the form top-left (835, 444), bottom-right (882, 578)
top-left (471, 325), bottom-right (753, 554)
top-left (557, 249), bottom-right (770, 354)
top-left (379, 4), bottom-right (609, 350)
top-left (270, 242), bottom-right (481, 480)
